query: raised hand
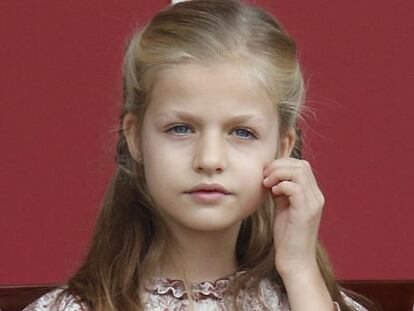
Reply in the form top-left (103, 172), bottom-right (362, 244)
top-left (262, 157), bottom-right (325, 276)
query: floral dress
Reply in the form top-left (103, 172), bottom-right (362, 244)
top-left (23, 270), bottom-right (368, 310)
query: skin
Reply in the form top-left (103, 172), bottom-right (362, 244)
top-left (123, 62), bottom-right (333, 310)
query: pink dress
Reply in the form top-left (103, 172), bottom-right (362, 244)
top-left (23, 271), bottom-right (367, 310)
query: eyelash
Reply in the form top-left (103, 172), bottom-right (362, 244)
top-left (165, 124), bottom-right (258, 140)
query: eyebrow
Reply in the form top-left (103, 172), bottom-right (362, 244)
top-left (156, 110), bottom-right (268, 126)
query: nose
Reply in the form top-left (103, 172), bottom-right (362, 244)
top-left (192, 131), bottom-right (227, 175)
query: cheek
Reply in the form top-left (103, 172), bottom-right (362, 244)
top-left (236, 160), bottom-right (268, 199)
top-left (246, 166), bottom-right (267, 198)
top-left (142, 138), bottom-right (184, 193)
top-left (235, 151), bottom-right (274, 208)
top-left (234, 147), bottom-right (274, 177)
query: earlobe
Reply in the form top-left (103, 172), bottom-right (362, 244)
top-left (122, 112), bottom-right (141, 162)
top-left (279, 128), bottom-right (297, 158)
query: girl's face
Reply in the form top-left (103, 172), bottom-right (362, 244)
top-left (137, 62), bottom-right (286, 232)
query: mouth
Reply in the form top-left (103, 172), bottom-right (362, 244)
top-left (184, 183), bottom-right (232, 203)
top-left (186, 183), bottom-right (231, 194)
top-left (185, 190), bottom-right (231, 204)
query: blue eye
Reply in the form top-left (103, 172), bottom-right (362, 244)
top-left (167, 125), bottom-right (192, 135)
top-left (166, 125), bottom-right (256, 139)
top-left (233, 128), bottom-right (256, 139)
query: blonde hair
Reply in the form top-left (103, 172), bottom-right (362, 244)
top-left (56, 1), bottom-right (377, 310)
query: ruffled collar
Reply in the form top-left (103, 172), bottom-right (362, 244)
top-left (144, 270), bottom-right (247, 301)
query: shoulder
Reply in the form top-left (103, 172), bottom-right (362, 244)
top-left (341, 291), bottom-right (370, 311)
top-left (22, 287), bottom-right (89, 311)
top-left (256, 278), bottom-right (369, 311)
top-left (255, 277), bottom-right (289, 308)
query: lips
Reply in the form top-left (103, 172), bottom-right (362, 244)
top-left (185, 183), bottom-right (231, 204)
top-left (186, 183), bottom-right (231, 194)
top-left (186, 190), bottom-right (230, 204)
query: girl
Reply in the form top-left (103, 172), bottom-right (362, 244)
top-left (24, 0), bottom-right (378, 310)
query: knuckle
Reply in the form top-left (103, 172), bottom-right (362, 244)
top-left (309, 207), bottom-right (321, 218)
top-left (297, 166), bottom-right (306, 177)
top-left (309, 200), bottom-right (323, 215)
top-left (267, 162), bottom-right (278, 172)
top-left (301, 160), bottom-right (310, 169)
top-left (293, 183), bottom-right (303, 194)
top-left (273, 160), bottom-right (282, 169)
top-left (278, 180), bottom-right (288, 187)
top-left (319, 193), bottom-right (325, 205)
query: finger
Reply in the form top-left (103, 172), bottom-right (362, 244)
top-left (272, 181), bottom-right (322, 220)
top-left (263, 166), bottom-right (305, 188)
top-left (264, 159), bottom-right (322, 204)
top-left (271, 180), bottom-right (301, 196)
top-left (271, 181), bottom-right (306, 211)
top-left (265, 166), bottom-right (324, 211)
top-left (263, 157), bottom-right (306, 177)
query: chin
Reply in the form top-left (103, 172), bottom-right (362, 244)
top-left (172, 214), bottom-right (243, 232)
top-left (188, 223), bottom-right (236, 232)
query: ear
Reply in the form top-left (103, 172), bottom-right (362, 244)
top-left (278, 127), bottom-right (297, 158)
top-left (122, 112), bottom-right (141, 162)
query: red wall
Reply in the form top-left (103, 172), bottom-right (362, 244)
top-left (1, 0), bottom-right (413, 285)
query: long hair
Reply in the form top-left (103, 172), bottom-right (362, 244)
top-left (56, 1), bottom-right (377, 310)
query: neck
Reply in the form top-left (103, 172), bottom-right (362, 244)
top-left (158, 220), bottom-right (242, 283)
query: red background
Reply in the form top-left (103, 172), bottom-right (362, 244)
top-left (1, 0), bottom-right (413, 285)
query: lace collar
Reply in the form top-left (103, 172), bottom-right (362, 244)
top-left (143, 270), bottom-right (247, 301)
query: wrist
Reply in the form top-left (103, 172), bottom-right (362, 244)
top-left (277, 259), bottom-right (320, 280)
top-left (278, 262), bottom-right (334, 311)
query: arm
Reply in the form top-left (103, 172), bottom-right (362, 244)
top-left (262, 158), bottom-right (338, 311)
top-left (280, 262), bottom-right (337, 311)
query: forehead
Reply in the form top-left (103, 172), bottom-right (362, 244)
top-left (147, 62), bottom-right (277, 121)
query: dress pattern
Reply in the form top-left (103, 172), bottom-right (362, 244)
top-left (23, 270), bottom-right (368, 310)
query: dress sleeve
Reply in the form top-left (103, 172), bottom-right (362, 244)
top-left (257, 279), bottom-right (369, 311)
top-left (340, 290), bottom-right (370, 311)
top-left (22, 287), bottom-right (89, 311)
